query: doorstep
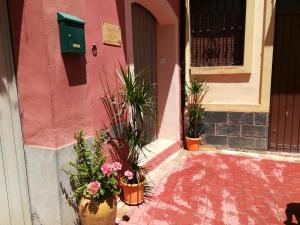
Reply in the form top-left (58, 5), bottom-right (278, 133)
top-left (203, 145), bottom-right (300, 163)
top-left (140, 139), bottom-right (182, 171)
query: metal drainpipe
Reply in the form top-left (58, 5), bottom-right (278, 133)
top-left (180, 0), bottom-right (186, 143)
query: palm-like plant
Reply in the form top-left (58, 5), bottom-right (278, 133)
top-left (118, 66), bottom-right (154, 184)
top-left (186, 80), bottom-right (208, 138)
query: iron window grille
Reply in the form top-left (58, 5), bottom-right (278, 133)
top-left (190, 0), bottom-right (246, 67)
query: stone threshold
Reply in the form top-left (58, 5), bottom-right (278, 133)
top-left (142, 139), bottom-right (182, 171)
top-left (140, 139), bottom-right (176, 162)
top-left (200, 145), bottom-right (300, 163)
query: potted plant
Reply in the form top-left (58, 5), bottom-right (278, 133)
top-left (117, 66), bottom-right (154, 205)
top-left (185, 79), bottom-right (208, 151)
top-left (63, 130), bottom-right (122, 225)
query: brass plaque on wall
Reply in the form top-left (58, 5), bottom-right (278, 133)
top-left (102, 22), bottom-right (122, 46)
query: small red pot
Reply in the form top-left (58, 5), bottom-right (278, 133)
top-left (185, 136), bottom-right (202, 151)
top-left (120, 179), bottom-right (144, 205)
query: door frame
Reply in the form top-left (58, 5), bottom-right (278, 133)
top-left (0, 0), bottom-right (32, 224)
top-left (124, 0), bottom-right (181, 143)
top-left (268, 1), bottom-right (300, 152)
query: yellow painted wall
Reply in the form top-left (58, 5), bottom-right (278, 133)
top-left (186, 0), bottom-right (276, 112)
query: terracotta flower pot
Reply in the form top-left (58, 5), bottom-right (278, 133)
top-left (185, 136), bottom-right (202, 151)
top-left (79, 195), bottom-right (117, 225)
top-left (121, 179), bottom-right (144, 205)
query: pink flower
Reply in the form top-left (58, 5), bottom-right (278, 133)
top-left (112, 162), bottom-right (122, 171)
top-left (87, 181), bottom-right (100, 195)
top-left (124, 170), bottom-right (134, 180)
top-left (101, 163), bottom-right (112, 176)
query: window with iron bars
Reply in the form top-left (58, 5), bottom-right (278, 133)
top-left (190, 0), bottom-right (246, 67)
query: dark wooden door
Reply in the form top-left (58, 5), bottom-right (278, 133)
top-left (132, 3), bottom-right (157, 144)
top-left (269, 2), bottom-right (300, 152)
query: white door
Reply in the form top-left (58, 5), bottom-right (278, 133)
top-left (0, 0), bottom-right (32, 225)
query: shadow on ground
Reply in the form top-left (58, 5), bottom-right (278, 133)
top-left (285, 203), bottom-right (300, 225)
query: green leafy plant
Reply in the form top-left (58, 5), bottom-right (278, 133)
top-left (118, 66), bottom-right (154, 185)
top-left (186, 79), bottom-right (208, 138)
top-left (63, 130), bottom-right (122, 202)
top-left (100, 70), bottom-right (128, 142)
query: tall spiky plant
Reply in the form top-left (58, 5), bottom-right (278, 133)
top-left (118, 66), bottom-right (154, 184)
top-left (186, 79), bottom-right (208, 138)
top-left (100, 69), bottom-right (127, 143)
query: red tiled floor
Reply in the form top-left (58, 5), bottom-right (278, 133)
top-left (118, 152), bottom-right (300, 225)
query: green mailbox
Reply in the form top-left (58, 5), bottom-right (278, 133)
top-left (57, 12), bottom-right (86, 54)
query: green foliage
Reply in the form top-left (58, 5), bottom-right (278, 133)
top-left (118, 66), bottom-right (154, 184)
top-left (63, 130), bottom-right (121, 202)
top-left (186, 80), bottom-right (208, 138)
top-left (100, 69), bottom-right (128, 142)
top-left (119, 66), bottom-right (154, 125)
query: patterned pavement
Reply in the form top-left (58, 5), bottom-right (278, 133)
top-left (117, 150), bottom-right (300, 225)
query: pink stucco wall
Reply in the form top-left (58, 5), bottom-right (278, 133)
top-left (167, 0), bottom-right (180, 17)
top-left (8, 0), bottom-right (180, 149)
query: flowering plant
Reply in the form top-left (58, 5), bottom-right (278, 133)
top-left (123, 170), bottom-right (134, 183)
top-left (63, 130), bottom-right (122, 201)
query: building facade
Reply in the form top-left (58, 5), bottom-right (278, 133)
top-left (186, 0), bottom-right (300, 152)
top-left (2, 0), bottom-right (181, 225)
